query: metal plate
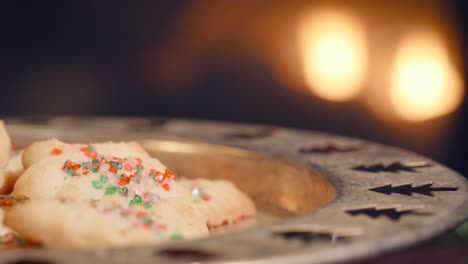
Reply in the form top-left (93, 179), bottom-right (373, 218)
top-left (1, 117), bottom-right (467, 264)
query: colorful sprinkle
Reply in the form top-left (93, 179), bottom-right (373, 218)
top-left (201, 195), bottom-right (211, 202)
top-left (129, 195), bottom-right (143, 207)
top-left (81, 146), bottom-right (97, 159)
top-left (110, 161), bottom-right (122, 169)
top-left (109, 166), bottom-right (118, 174)
top-left (100, 175), bottom-right (108, 184)
top-left (191, 187), bottom-right (201, 196)
top-left (119, 187), bottom-right (129, 197)
top-left (105, 186), bottom-right (118, 195)
top-left (92, 181), bottom-right (102, 189)
top-left (51, 148), bottom-right (62, 155)
top-left (118, 174), bottom-right (131, 186)
top-left (170, 233), bottom-right (183, 241)
top-left (136, 165), bottom-right (143, 172)
top-left (162, 183), bottom-right (170, 191)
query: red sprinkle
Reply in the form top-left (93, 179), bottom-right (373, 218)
top-left (162, 183), bottom-right (170, 191)
top-left (0, 197), bottom-right (15, 207)
top-left (201, 195), bottom-right (211, 202)
top-left (163, 169), bottom-right (173, 180)
top-left (80, 147), bottom-right (97, 159)
top-left (51, 148), bottom-right (62, 155)
top-left (157, 224), bottom-right (167, 230)
top-left (124, 163), bottom-right (133, 171)
top-left (109, 166), bottom-right (118, 174)
top-left (143, 222), bottom-right (153, 229)
top-left (136, 211), bottom-right (148, 218)
top-left (119, 174), bottom-right (131, 186)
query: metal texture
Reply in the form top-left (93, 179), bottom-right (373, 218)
top-left (1, 117), bottom-right (467, 264)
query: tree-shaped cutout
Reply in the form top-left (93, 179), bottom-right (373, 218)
top-left (346, 207), bottom-right (428, 221)
top-left (369, 183), bottom-right (458, 196)
top-left (223, 127), bottom-right (276, 139)
top-left (353, 162), bottom-right (431, 173)
top-left (299, 144), bottom-right (363, 154)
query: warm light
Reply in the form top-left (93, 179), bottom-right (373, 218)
top-left (390, 31), bottom-right (464, 122)
top-left (298, 8), bottom-right (367, 102)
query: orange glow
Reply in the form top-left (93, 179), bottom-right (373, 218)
top-left (390, 31), bottom-right (464, 122)
top-left (298, 8), bottom-right (367, 102)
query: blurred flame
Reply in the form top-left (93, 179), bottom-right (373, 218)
top-left (298, 8), bottom-right (367, 102)
top-left (390, 31), bottom-right (464, 122)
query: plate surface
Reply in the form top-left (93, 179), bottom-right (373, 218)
top-left (1, 117), bottom-right (468, 264)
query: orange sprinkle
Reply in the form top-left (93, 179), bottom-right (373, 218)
top-left (82, 171), bottom-right (89, 175)
top-left (162, 183), bottom-right (170, 191)
top-left (109, 166), bottom-right (118, 174)
top-left (124, 163), bottom-right (133, 171)
top-left (71, 164), bottom-right (81, 170)
top-left (51, 148), bottom-right (62, 155)
top-left (80, 147), bottom-right (97, 159)
top-left (136, 158), bottom-right (142, 165)
top-left (201, 195), bottom-right (211, 202)
top-left (136, 211), bottom-right (148, 218)
top-left (0, 197), bottom-right (15, 207)
top-left (157, 224), bottom-right (167, 230)
top-left (163, 169), bottom-right (172, 179)
top-left (119, 174), bottom-right (130, 186)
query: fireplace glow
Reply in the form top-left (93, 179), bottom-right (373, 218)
top-left (298, 8), bottom-right (367, 102)
top-left (390, 31), bottom-right (464, 122)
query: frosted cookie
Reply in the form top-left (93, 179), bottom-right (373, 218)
top-left (0, 197), bottom-right (26, 247)
top-left (0, 121), bottom-right (11, 168)
top-left (9, 140), bottom-right (209, 248)
top-left (22, 139), bottom-right (151, 169)
top-left (179, 178), bottom-right (256, 228)
top-left (13, 140), bottom-right (190, 202)
top-left (0, 150), bottom-right (24, 194)
top-left (5, 198), bottom-right (208, 249)
top-left (0, 209), bottom-right (13, 241)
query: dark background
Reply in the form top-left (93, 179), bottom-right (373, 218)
top-left (0, 0), bottom-right (466, 176)
top-left (0, 1), bottom-right (467, 262)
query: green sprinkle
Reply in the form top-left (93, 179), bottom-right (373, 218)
top-left (81, 161), bottom-right (90, 169)
top-left (170, 233), bottom-right (183, 241)
top-left (151, 174), bottom-right (158, 182)
top-left (90, 198), bottom-right (100, 203)
top-left (132, 175), bottom-right (141, 184)
top-left (193, 198), bottom-right (200, 204)
top-left (100, 175), bottom-right (108, 183)
top-left (65, 168), bottom-right (75, 176)
top-left (87, 145), bottom-right (96, 152)
top-left (136, 165), bottom-right (143, 172)
top-left (90, 166), bottom-right (99, 173)
top-left (143, 202), bottom-right (153, 208)
top-left (110, 161), bottom-right (122, 169)
top-left (114, 174), bottom-right (122, 180)
top-left (105, 186), bottom-right (118, 195)
top-left (129, 195), bottom-right (142, 207)
top-left (92, 181), bottom-right (102, 189)
top-left (142, 217), bottom-right (154, 223)
top-left (119, 187), bottom-right (129, 196)
top-left (121, 210), bottom-right (130, 218)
